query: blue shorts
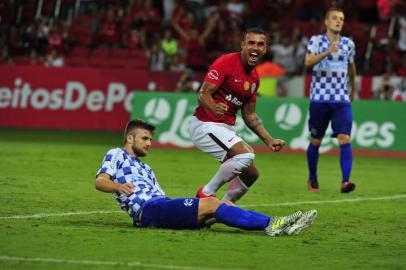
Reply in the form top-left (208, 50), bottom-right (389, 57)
top-left (139, 197), bottom-right (200, 230)
top-left (308, 102), bottom-right (352, 138)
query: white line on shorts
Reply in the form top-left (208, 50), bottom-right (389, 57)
top-left (0, 194), bottom-right (405, 220)
top-left (0, 255), bottom-right (246, 270)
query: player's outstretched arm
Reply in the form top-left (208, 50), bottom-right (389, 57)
top-left (95, 173), bottom-right (135, 195)
top-left (241, 102), bottom-right (285, 152)
top-left (198, 81), bottom-right (228, 117)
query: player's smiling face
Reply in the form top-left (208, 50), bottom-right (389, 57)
top-left (241, 33), bottom-right (267, 67)
top-left (325, 11), bottom-right (344, 33)
top-left (127, 129), bottom-right (153, 157)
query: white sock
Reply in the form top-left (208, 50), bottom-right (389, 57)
top-left (203, 153), bottom-right (255, 195)
top-left (222, 176), bottom-right (249, 202)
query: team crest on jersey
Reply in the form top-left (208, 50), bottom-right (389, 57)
top-left (251, 83), bottom-right (256, 93)
top-left (208, 70), bottom-right (219, 80)
top-left (244, 81), bottom-right (250, 91)
top-left (183, 198), bottom-right (194, 207)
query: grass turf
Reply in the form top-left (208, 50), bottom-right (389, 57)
top-left (0, 128), bottom-right (405, 270)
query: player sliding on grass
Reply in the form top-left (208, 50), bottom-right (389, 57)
top-left (304, 7), bottom-right (356, 193)
top-left (189, 27), bottom-right (285, 202)
top-left (95, 119), bottom-right (317, 236)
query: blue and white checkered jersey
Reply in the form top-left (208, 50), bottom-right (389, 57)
top-left (96, 148), bottom-right (165, 219)
top-left (307, 35), bottom-right (355, 103)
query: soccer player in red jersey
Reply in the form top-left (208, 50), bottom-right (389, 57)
top-left (190, 28), bottom-right (286, 202)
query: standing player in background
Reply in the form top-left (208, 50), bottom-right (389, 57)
top-left (189, 28), bottom-right (286, 202)
top-left (95, 119), bottom-right (317, 236)
top-left (304, 7), bottom-right (356, 193)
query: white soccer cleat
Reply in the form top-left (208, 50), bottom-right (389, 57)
top-left (265, 211), bottom-right (303, 237)
top-left (284, 209), bottom-right (318, 235)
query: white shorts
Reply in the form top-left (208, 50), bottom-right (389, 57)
top-left (189, 116), bottom-right (243, 161)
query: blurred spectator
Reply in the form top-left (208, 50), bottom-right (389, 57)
top-left (146, 42), bottom-right (165, 71)
top-left (270, 34), bottom-right (305, 75)
top-left (163, 0), bottom-right (176, 24)
top-left (256, 61), bottom-right (288, 97)
top-left (125, 24), bottom-right (146, 49)
top-left (375, 73), bottom-right (394, 100)
top-left (187, 0), bottom-right (206, 24)
top-left (28, 49), bottom-right (42, 66)
top-left (44, 49), bottom-right (65, 67)
top-left (172, 11), bottom-right (219, 71)
top-left (47, 26), bottom-right (64, 53)
top-left (169, 54), bottom-right (186, 71)
top-left (291, 26), bottom-right (308, 72)
top-left (373, 73), bottom-right (404, 101)
top-left (223, 19), bottom-right (243, 53)
top-left (6, 25), bottom-right (22, 58)
top-left (134, 0), bottom-right (162, 42)
top-left (377, 0), bottom-right (400, 21)
top-left (99, 7), bottom-right (119, 49)
top-left (397, 12), bottom-right (406, 52)
top-left (78, 0), bottom-right (98, 16)
top-left (175, 70), bottom-right (200, 93)
top-left (160, 29), bottom-right (179, 69)
top-left (267, 21), bottom-right (282, 45)
top-left (227, 0), bottom-right (246, 21)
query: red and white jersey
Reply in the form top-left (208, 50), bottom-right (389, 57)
top-left (193, 52), bottom-right (259, 125)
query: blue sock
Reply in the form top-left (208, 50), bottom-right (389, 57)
top-left (215, 204), bottom-right (270, 230)
top-left (307, 143), bottom-right (319, 180)
top-left (340, 143), bottom-right (352, 182)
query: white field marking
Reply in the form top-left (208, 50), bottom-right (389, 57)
top-left (240, 194), bottom-right (406, 208)
top-left (0, 194), bottom-right (405, 220)
top-left (0, 255), bottom-right (247, 270)
top-left (0, 210), bottom-right (122, 220)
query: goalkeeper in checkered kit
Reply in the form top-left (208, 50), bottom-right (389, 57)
top-left (95, 119), bottom-right (317, 236)
top-left (305, 7), bottom-right (357, 193)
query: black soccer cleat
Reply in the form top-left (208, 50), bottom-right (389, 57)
top-left (341, 182), bottom-right (356, 193)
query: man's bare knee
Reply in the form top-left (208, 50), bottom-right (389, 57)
top-left (311, 137), bottom-right (322, 146)
top-left (198, 197), bottom-right (222, 223)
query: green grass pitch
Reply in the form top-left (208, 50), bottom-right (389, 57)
top-left (0, 128), bottom-right (405, 270)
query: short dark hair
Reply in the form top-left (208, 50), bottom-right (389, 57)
top-left (243, 27), bottom-right (266, 40)
top-left (123, 119), bottom-right (155, 144)
top-left (325, 7), bottom-right (344, 19)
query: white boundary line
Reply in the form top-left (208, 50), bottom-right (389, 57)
top-left (1, 194), bottom-right (405, 220)
top-left (0, 255), bottom-right (246, 270)
top-left (0, 210), bottom-right (122, 220)
top-left (241, 194), bottom-right (406, 207)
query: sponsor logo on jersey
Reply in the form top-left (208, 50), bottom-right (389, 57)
top-left (234, 79), bottom-right (242, 83)
top-left (184, 198), bottom-right (194, 207)
top-left (244, 81), bottom-right (250, 91)
top-left (208, 70), bottom-right (219, 80)
top-left (251, 83), bottom-right (256, 93)
top-left (224, 94), bottom-right (242, 106)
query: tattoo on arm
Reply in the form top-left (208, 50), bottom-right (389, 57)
top-left (246, 115), bottom-right (263, 130)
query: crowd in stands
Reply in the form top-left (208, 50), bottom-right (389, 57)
top-left (1, 0), bottom-right (406, 82)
